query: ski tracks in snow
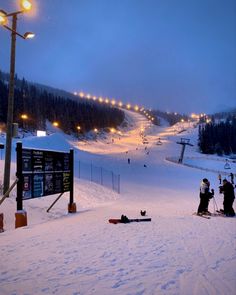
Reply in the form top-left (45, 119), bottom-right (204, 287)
top-left (178, 217), bottom-right (236, 295)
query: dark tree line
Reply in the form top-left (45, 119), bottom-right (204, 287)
top-left (198, 118), bottom-right (236, 155)
top-left (211, 109), bottom-right (236, 121)
top-left (152, 110), bottom-right (188, 126)
top-left (0, 75), bottom-right (125, 135)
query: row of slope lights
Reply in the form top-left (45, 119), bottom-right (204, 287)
top-left (74, 91), bottom-right (155, 121)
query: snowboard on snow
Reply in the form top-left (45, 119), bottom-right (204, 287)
top-left (109, 216), bottom-right (151, 224)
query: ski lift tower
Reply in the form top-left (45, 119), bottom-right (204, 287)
top-left (224, 159), bottom-right (231, 170)
top-left (176, 138), bottom-right (193, 163)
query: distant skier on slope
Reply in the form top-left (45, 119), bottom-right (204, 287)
top-left (230, 173), bottom-right (234, 185)
top-left (197, 178), bottom-right (214, 215)
top-left (219, 179), bottom-right (235, 217)
top-left (218, 173), bottom-right (222, 185)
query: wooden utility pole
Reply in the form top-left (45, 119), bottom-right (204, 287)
top-left (3, 14), bottom-right (17, 194)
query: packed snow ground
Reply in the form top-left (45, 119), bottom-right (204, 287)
top-left (0, 111), bottom-right (235, 295)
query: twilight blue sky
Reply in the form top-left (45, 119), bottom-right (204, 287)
top-left (0, 0), bottom-right (236, 114)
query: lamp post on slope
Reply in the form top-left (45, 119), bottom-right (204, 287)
top-left (0, 0), bottom-right (35, 194)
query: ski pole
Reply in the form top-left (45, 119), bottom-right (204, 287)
top-left (213, 196), bottom-right (219, 212)
top-left (212, 196), bottom-right (216, 213)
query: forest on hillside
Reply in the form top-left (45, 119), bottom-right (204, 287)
top-left (198, 118), bottom-right (236, 155)
top-left (0, 75), bottom-right (125, 135)
top-left (152, 109), bottom-right (188, 126)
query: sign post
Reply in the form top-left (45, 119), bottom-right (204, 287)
top-left (16, 142), bottom-right (23, 210)
top-left (16, 142), bottom-right (27, 228)
top-left (68, 148), bottom-right (76, 213)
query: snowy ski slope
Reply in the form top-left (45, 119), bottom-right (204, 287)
top-left (0, 110), bottom-right (235, 295)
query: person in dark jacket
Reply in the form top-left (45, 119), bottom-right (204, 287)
top-left (197, 178), bottom-right (214, 215)
top-left (219, 179), bottom-right (235, 216)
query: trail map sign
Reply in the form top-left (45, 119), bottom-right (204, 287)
top-left (16, 142), bottom-right (74, 211)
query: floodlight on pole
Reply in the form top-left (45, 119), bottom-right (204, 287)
top-left (24, 32), bottom-right (35, 39)
top-left (3, 24), bottom-right (35, 39)
top-left (53, 121), bottom-right (59, 127)
top-left (0, 10), bottom-right (7, 25)
top-left (21, 114), bottom-right (28, 120)
top-left (20, 0), bottom-right (32, 11)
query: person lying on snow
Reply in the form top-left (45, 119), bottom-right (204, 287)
top-left (197, 178), bottom-right (214, 215)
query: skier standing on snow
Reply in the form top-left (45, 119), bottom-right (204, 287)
top-left (197, 178), bottom-right (214, 215)
top-left (219, 179), bottom-right (235, 217)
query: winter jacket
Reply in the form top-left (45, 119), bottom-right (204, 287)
top-left (221, 182), bottom-right (235, 200)
top-left (198, 181), bottom-right (213, 213)
top-left (200, 181), bottom-right (213, 199)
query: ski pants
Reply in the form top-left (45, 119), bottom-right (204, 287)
top-left (197, 196), bottom-right (210, 213)
top-left (223, 198), bottom-right (235, 216)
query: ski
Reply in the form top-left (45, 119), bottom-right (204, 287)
top-left (109, 218), bottom-right (151, 224)
top-left (193, 212), bottom-right (211, 219)
top-left (211, 211), bottom-right (225, 217)
top-left (214, 210), bottom-right (235, 217)
top-left (216, 210), bottom-right (225, 215)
